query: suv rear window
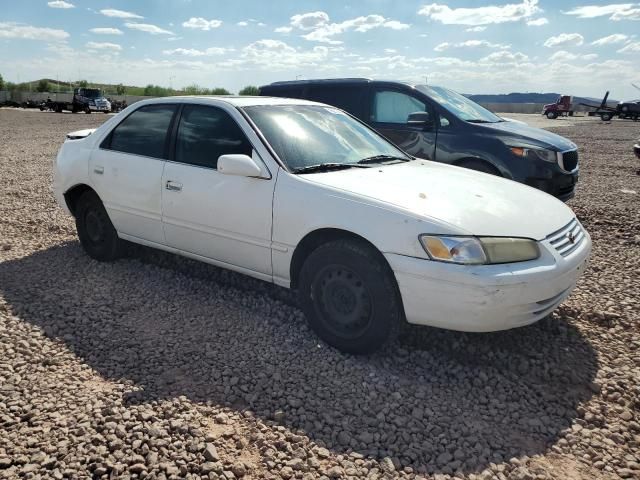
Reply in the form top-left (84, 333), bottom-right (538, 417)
top-left (306, 86), bottom-right (368, 119)
top-left (106, 104), bottom-right (177, 159)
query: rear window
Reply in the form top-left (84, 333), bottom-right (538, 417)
top-left (306, 86), bottom-right (368, 119)
top-left (106, 104), bottom-right (177, 159)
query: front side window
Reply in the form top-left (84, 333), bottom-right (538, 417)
top-left (243, 105), bottom-right (410, 171)
top-left (372, 90), bottom-right (428, 124)
top-left (108, 104), bottom-right (177, 159)
top-left (175, 105), bottom-right (252, 169)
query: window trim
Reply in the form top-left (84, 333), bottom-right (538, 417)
top-left (370, 87), bottom-right (436, 130)
top-left (99, 103), bottom-right (180, 160)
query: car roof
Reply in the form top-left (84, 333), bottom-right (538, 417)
top-left (136, 95), bottom-right (324, 108)
top-left (260, 78), bottom-right (420, 89)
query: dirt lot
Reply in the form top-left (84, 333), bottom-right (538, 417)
top-left (0, 109), bottom-right (639, 480)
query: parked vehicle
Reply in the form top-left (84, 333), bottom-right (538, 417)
top-left (45, 88), bottom-right (111, 114)
top-left (542, 95), bottom-right (574, 119)
top-left (617, 99), bottom-right (640, 120)
top-left (634, 138), bottom-right (640, 160)
top-left (260, 79), bottom-right (580, 201)
top-left (53, 97), bottom-right (591, 353)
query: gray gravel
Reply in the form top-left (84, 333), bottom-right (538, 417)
top-left (1, 109), bottom-right (639, 480)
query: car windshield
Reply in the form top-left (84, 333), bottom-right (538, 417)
top-left (417, 85), bottom-right (503, 123)
top-left (81, 89), bottom-right (102, 99)
top-left (243, 105), bottom-right (410, 171)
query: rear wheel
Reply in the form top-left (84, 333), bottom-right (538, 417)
top-left (75, 191), bottom-right (123, 262)
top-left (457, 158), bottom-right (501, 176)
top-left (546, 111), bottom-right (558, 119)
top-left (297, 239), bottom-right (402, 354)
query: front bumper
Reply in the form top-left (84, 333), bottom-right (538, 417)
top-left (385, 229), bottom-right (591, 332)
top-left (89, 105), bottom-right (111, 112)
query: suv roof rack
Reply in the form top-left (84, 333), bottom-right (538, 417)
top-left (268, 78), bottom-right (372, 86)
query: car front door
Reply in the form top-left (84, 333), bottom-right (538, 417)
top-left (89, 103), bottom-right (177, 245)
top-left (370, 88), bottom-right (437, 160)
top-left (161, 103), bottom-right (275, 278)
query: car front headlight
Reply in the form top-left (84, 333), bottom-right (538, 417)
top-left (509, 146), bottom-right (557, 163)
top-left (419, 235), bottom-right (539, 265)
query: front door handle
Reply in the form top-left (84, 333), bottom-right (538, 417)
top-left (93, 166), bottom-right (104, 175)
top-left (165, 181), bottom-right (183, 192)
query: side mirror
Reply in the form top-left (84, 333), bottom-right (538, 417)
top-left (218, 154), bottom-right (263, 177)
top-left (407, 111), bottom-right (434, 130)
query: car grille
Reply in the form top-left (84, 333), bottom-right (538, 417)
top-left (560, 150), bottom-right (578, 172)
top-left (546, 217), bottom-right (586, 257)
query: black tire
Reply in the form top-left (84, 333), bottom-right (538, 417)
top-left (458, 158), bottom-right (501, 176)
top-left (601, 113), bottom-right (612, 121)
top-left (297, 239), bottom-right (402, 354)
top-left (75, 191), bottom-right (122, 262)
top-left (546, 111), bottom-right (558, 119)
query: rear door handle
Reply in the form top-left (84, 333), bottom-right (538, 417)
top-left (165, 181), bottom-right (183, 192)
top-left (93, 166), bottom-right (104, 175)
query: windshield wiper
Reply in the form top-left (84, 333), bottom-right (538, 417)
top-left (292, 163), bottom-right (369, 174)
top-left (357, 154), bottom-right (411, 165)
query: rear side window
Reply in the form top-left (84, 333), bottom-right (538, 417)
top-left (306, 86), bottom-right (368, 119)
top-left (107, 104), bottom-right (177, 158)
top-left (372, 91), bottom-right (428, 124)
top-left (175, 105), bottom-right (252, 169)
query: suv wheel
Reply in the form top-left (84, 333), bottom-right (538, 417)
top-left (297, 239), bottom-right (402, 354)
top-left (75, 191), bottom-right (123, 261)
top-left (458, 159), bottom-right (501, 176)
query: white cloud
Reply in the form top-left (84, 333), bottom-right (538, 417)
top-left (237, 21), bottom-right (249, 27)
top-left (240, 39), bottom-right (331, 69)
top-left (591, 33), bottom-right (629, 45)
top-left (99, 8), bottom-right (143, 19)
top-left (618, 41), bottom-right (640, 52)
top-left (549, 50), bottom-right (599, 61)
top-left (418, 0), bottom-right (541, 25)
top-left (167, 36), bottom-right (182, 42)
top-left (563, 3), bottom-right (640, 21)
top-left (291, 11), bottom-right (330, 30)
top-left (0, 22), bottom-right (69, 41)
top-left (291, 12), bottom-right (410, 45)
top-left (48, 1), bottom-right (74, 8)
top-left (481, 51), bottom-right (529, 62)
top-left (182, 17), bottom-right (223, 31)
top-left (275, 26), bottom-right (293, 33)
top-left (89, 27), bottom-right (123, 35)
top-left (527, 17), bottom-right (549, 26)
top-left (125, 23), bottom-right (174, 35)
top-left (163, 47), bottom-right (233, 56)
top-left (86, 41), bottom-right (122, 51)
top-left (466, 26), bottom-right (487, 32)
top-left (544, 33), bottom-right (584, 48)
top-left (434, 39), bottom-right (510, 51)
top-left (582, 53), bottom-right (599, 60)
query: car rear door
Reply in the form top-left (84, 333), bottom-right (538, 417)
top-left (89, 103), bottom-right (177, 245)
top-left (160, 103), bottom-right (275, 277)
top-left (305, 85), bottom-right (370, 121)
top-left (370, 87), bottom-right (437, 160)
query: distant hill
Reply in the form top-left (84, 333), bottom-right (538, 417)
top-left (467, 92), bottom-right (615, 104)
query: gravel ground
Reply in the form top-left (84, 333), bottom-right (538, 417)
top-left (0, 109), bottom-right (638, 480)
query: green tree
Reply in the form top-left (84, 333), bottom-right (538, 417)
top-left (239, 85), bottom-right (259, 96)
top-left (116, 83), bottom-right (126, 95)
top-left (211, 87), bottom-right (231, 95)
top-left (78, 80), bottom-right (89, 88)
top-left (36, 79), bottom-right (50, 92)
top-left (0, 73), bottom-right (4, 91)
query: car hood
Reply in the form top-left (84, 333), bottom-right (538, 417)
top-left (479, 120), bottom-right (577, 151)
top-left (304, 161), bottom-right (575, 241)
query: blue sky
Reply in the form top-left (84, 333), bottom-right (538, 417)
top-left (1, 0), bottom-right (639, 98)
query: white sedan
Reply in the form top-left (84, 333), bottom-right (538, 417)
top-left (53, 96), bottom-right (591, 354)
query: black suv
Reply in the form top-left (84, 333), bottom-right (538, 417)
top-left (260, 78), bottom-right (580, 201)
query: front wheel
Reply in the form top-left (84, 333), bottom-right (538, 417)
top-left (297, 239), bottom-right (402, 354)
top-left (458, 158), bottom-right (501, 176)
top-left (75, 191), bottom-right (123, 261)
top-left (546, 111), bottom-right (558, 119)
top-left (601, 113), bottom-right (612, 121)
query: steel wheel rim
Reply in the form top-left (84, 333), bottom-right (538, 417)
top-left (312, 264), bottom-right (373, 339)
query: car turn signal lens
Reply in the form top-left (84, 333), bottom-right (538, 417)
top-left (420, 236), bottom-right (487, 264)
top-left (510, 147), bottom-right (526, 157)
